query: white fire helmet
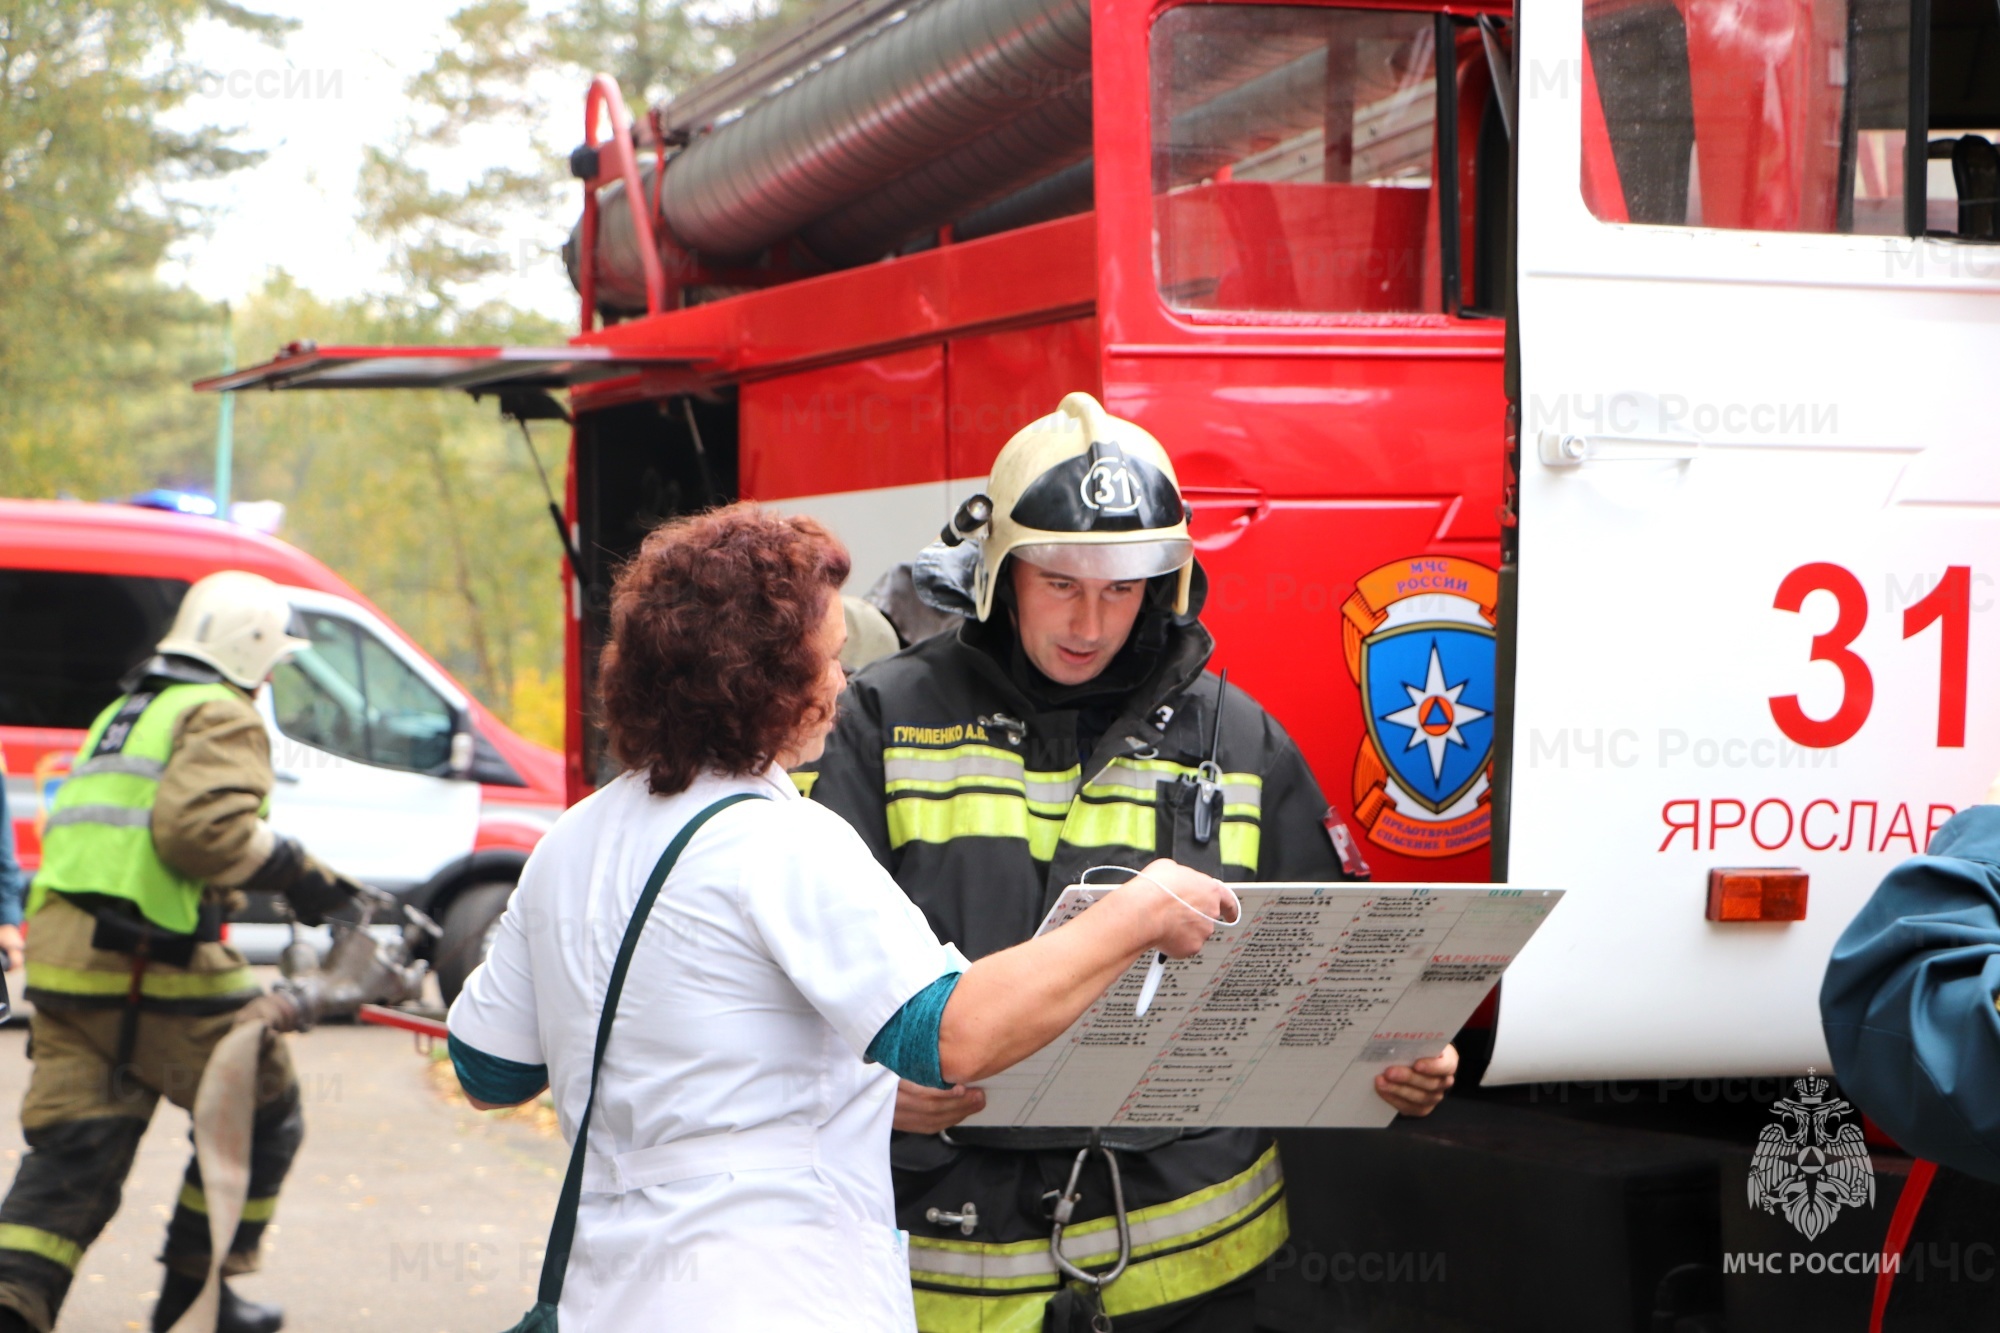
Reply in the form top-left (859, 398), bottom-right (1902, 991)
top-left (949, 392), bottom-right (1194, 622)
top-left (156, 571), bottom-right (311, 690)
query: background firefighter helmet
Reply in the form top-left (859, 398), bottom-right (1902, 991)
top-left (155, 570), bottom-right (310, 690)
top-left (957, 392), bottom-right (1194, 621)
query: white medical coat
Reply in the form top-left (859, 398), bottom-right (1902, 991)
top-left (447, 766), bottom-right (965, 1330)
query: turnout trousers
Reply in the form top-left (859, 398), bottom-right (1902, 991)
top-left (0, 998), bottom-right (301, 1332)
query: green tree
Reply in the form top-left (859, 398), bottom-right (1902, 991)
top-left (222, 277), bottom-right (571, 741)
top-left (358, 0), bottom-right (821, 310)
top-left (1, 0), bottom-right (833, 745)
top-left (0, 1), bottom-right (289, 495)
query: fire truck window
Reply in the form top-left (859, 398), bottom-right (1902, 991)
top-left (1468, 22), bottom-right (1512, 317)
top-left (272, 611), bottom-right (454, 774)
top-left (1582, 0), bottom-right (2000, 239)
top-left (0, 570), bottom-right (187, 729)
top-left (1581, 0), bottom-right (1909, 234)
top-left (1151, 6), bottom-right (1440, 315)
top-left (1923, 0), bottom-right (2000, 238)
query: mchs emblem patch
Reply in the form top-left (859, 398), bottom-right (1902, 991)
top-left (1341, 557), bottom-right (1497, 860)
top-left (1748, 1071), bottom-right (1875, 1240)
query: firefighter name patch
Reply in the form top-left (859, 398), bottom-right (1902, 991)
top-left (1341, 556), bottom-right (1497, 860)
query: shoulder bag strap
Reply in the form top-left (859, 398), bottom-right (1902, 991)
top-left (531, 790), bottom-right (768, 1309)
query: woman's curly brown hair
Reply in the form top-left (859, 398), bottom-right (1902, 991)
top-left (599, 503), bottom-right (850, 794)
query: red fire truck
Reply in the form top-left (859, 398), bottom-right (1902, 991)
top-left (202, 0), bottom-right (2000, 1325)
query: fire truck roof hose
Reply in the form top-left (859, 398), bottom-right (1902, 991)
top-left (658, 0), bottom-right (1090, 261)
top-left (572, 0), bottom-right (1342, 296)
top-left (797, 73), bottom-right (1092, 265)
top-left (953, 156), bottom-right (1096, 242)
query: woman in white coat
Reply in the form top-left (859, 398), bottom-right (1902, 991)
top-left (446, 504), bottom-right (1230, 1331)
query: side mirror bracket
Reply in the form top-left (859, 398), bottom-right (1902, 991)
top-left (448, 716), bottom-right (475, 778)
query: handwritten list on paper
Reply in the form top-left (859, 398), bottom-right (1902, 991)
top-left (961, 883), bottom-right (1562, 1130)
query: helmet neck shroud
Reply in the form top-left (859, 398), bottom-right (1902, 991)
top-left (120, 653), bottom-right (235, 695)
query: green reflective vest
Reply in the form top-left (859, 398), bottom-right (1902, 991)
top-left (28, 683), bottom-right (242, 935)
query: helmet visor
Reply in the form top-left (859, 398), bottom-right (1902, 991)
top-left (1013, 538), bottom-right (1193, 583)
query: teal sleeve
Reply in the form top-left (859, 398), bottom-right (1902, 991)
top-left (866, 971), bottom-right (962, 1089)
top-left (1823, 806), bottom-right (2000, 1181)
top-left (448, 1032), bottom-right (548, 1106)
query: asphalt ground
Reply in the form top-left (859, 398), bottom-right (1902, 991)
top-left (0, 976), bottom-right (566, 1333)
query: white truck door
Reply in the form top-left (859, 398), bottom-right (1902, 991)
top-left (1491, 0), bottom-right (2000, 1082)
top-left (257, 590), bottom-right (480, 891)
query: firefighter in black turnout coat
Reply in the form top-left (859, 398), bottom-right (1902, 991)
top-left (795, 393), bottom-right (1458, 1332)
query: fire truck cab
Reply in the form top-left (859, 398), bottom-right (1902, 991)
top-left (204, 0), bottom-right (2000, 1323)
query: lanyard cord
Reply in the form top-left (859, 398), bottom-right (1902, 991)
top-left (1077, 865), bottom-right (1242, 927)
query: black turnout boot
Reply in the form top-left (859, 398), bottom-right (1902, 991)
top-left (152, 1270), bottom-right (283, 1333)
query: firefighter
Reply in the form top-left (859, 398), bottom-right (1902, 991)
top-left (0, 571), bottom-right (364, 1333)
top-left (795, 393), bottom-right (1457, 1332)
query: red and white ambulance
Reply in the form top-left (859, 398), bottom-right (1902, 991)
top-left (0, 499), bottom-right (564, 995)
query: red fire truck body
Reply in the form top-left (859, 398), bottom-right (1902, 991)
top-left (571, 224), bottom-right (1506, 884)
top-left (588, 3), bottom-right (1501, 893)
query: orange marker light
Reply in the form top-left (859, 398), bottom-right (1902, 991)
top-left (1707, 868), bottom-right (1809, 922)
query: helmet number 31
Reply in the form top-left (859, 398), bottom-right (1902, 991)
top-left (1081, 458), bottom-right (1141, 515)
top-left (1769, 562), bottom-right (1970, 750)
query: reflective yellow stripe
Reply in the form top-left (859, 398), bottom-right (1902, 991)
top-left (1101, 1193), bottom-right (1286, 1315)
top-left (911, 1185), bottom-right (1288, 1329)
top-left (916, 1289), bottom-right (1047, 1333)
top-left (0, 1224), bottom-right (83, 1271)
top-left (913, 1203), bottom-right (1287, 1329)
top-left (910, 1146), bottom-right (1281, 1285)
top-left (25, 961), bottom-right (260, 1000)
top-left (1219, 821), bottom-right (1259, 873)
top-left (71, 754), bottom-right (166, 780)
top-left (1071, 763), bottom-right (1262, 871)
top-left (884, 748), bottom-right (1258, 869)
top-left (790, 771), bottom-right (819, 798)
top-left (890, 793), bottom-right (1256, 870)
top-left (179, 1184), bottom-right (278, 1223)
top-left (884, 746), bottom-right (1079, 807)
top-left (49, 771), bottom-right (159, 811)
top-left (43, 802), bottom-right (152, 829)
top-left (888, 773), bottom-right (1023, 795)
top-left (1063, 802), bottom-right (1256, 871)
top-left (887, 793), bottom-right (1064, 861)
top-left (886, 776), bottom-right (1071, 819)
top-left (1093, 758), bottom-right (1262, 807)
top-left (1062, 799), bottom-right (1157, 852)
top-left (885, 744), bottom-right (1025, 779)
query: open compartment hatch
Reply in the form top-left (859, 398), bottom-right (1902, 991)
top-left (193, 344), bottom-right (705, 395)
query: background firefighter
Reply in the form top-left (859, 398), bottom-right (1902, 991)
top-left (795, 393), bottom-right (1458, 1332)
top-left (0, 571), bottom-right (364, 1333)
